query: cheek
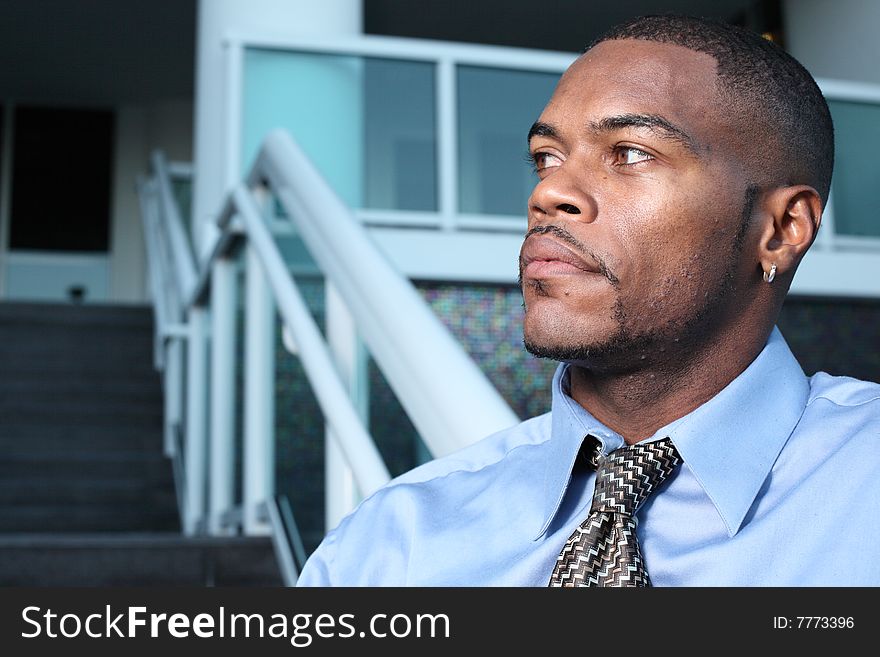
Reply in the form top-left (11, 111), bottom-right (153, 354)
top-left (612, 194), bottom-right (732, 314)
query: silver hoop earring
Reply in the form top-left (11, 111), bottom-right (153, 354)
top-left (763, 263), bottom-right (777, 283)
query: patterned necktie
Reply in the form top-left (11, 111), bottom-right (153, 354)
top-left (548, 437), bottom-right (681, 587)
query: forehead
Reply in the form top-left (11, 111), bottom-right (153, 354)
top-left (543, 39), bottom-right (727, 147)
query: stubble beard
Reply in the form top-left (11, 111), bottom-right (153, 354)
top-left (523, 185), bottom-right (757, 375)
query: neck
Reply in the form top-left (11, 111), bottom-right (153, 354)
top-left (568, 324), bottom-right (773, 444)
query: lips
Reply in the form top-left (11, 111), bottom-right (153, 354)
top-left (520, 234), bottom-right (602, 279)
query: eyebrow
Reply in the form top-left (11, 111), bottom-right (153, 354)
top-left (527, 113), bottom-right (699, 154)
top-left (527, 121), bottom-right (559, 143)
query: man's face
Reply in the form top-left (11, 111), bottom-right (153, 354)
top-left (520, 39), bottom-right (755, 372)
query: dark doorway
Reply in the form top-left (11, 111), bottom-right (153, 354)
top-left (9, 106), bottom-right (114, 253)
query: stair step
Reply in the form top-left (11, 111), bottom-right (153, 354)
top-left (0, 302), bottom-right (154, 327)
top-left (0, 356), bottom-right (156, 377)
top-left (0, 376), bottom-right (161, 400)
top-left (0, 534), bottom-right (282, 586)
top-left (0, 336), bottom-right (155, 356)
top-left (0, 304), bottom-right (280, 586)
top-left (0, 506), bottom-right (181, 533)
top-left (0, 404), bottom-right (163, 427)
top-left (0, 476), bottom-right (176, 505)
top-left (0, 322), bottom-right (152, 342)
top-left (0, 451), bottom-right (174, 480)
top-left (0, 377), bottom-right (161, 397)
top-left (0, 305), bottom-right (156, 380)
top-left (0, 434), bottom-right (165, 457)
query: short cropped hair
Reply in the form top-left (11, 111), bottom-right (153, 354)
top-left (591, 15), bottom-right (834, 205)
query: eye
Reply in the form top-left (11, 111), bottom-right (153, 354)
top-left (528, 151), bottom-right (563, 174)
top-left (613, 146), bottom-right (654, 166)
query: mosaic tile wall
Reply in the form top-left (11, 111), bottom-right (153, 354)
top-left (270, 284), bottom-right (880, 552)
top-left (273, 278), bottom-right (326, 552)
top-left (419, 284), bottom-right (559, 420)
top-left (777, 296), bottom-right (880, 380)
top-left (366, 284), bottom-right (560, 481)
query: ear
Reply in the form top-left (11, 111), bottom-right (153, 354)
top-left (755, 185), bottom-right (823, 281)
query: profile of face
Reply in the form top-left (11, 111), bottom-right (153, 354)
top-left (520, 39), bottom-right (761, 374)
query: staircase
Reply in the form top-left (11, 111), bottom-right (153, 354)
top-left (0, 302), bottom-right (282, 585)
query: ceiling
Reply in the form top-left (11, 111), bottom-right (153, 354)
top-left (0, 0), bottom-right (775, 108)
top-left (0, 0), bottom-right (196, 107)
top-left (365, 0), bottom-right (780, 53)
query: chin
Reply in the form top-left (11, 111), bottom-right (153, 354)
top-left (525, 297), bottom-right (613, 341)
top-left (524, 319), bottom-right (615, 364)
top-left (523, 308), bottom-right (657, 374)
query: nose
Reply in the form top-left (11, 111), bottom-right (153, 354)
top-left (528, 165), bottom-right (596, 224)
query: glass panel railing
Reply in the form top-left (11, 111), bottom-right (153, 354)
top-left (827, 98), bottom-right (880, 238)
top-left (243, 49), bottom-right (437, 212)
top-left (364, 58), bottom-right (437, 212)
top-left (456, 66), bottom-right (559, 216)
top-left (171, 177), bottom-right (192, 236)
top-left (368, 355), bottom-right (428, 478)
top-left (272, 197), bottom-right (327, 553)
top-left (274, 277), bottom-right (326, 554)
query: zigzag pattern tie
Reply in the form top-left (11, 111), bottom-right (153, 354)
top-left (549, 437), bottom-right (681, 587)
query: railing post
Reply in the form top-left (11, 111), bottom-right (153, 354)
top-left (208, 257), bottom-right (238, 535)
top-left (164, 339), bottom-right (184, 458)
top-left (183, 306), bottom-right (209, 535)
top-left (243, 242), bottom-right (275, 535)
top-left (325, 282), bottom-right (368, 531)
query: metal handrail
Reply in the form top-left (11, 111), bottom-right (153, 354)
top-left (138, 173), bottom-right (189, 460)
top-left (136, 177), bottom-right (170, 368)
top-left (138, 131), bottom-right (520, 579)
top-left (265, 495), bottom-right (308, 586)
top-left (222, 182), bottom-right (391, 495)
top-left (151, 151), bottom-right (198, 310)
top-left (170, 425), bottom-right (187, 531)
top-left (246, 130), bottom-right (519, 457)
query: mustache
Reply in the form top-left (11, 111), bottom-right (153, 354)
top-left (520, 225), bottom-right (619, 285)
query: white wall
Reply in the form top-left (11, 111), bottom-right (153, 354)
top-left (110, 99), bottom-right (193, 303)
top-left (784, 0), bottom-right (880, 84)
top-left (192, 0), bottom-right (362, 257)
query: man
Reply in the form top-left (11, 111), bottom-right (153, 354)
top-left (298, 15), bottom-right (880, 586)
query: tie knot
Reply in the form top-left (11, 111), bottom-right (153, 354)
top-left (590, 437), bottom-right (681, 516)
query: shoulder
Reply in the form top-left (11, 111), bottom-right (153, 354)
top-left (339, 411), bottom-right (551, 522)
top-left (390, 412), bottom-right (552, 487)
top-left (297, 413), bottom-right (552, 586)
top-left (806, 372), bottom-right (880, 424)
top-left (793, 372), bottom-right (880, 471)
top-left (778, 371), bottom-right (880, 518)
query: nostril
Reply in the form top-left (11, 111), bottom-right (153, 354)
top-left (557, 203), bottom-right (581, 215)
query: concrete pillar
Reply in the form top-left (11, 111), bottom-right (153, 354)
top-left (192, 0), bottom-right (363, 256)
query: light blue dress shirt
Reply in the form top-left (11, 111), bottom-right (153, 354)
top-left (297, 327), bottom-right (880, 586)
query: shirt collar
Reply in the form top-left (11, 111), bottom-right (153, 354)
top-left (536, 326), bottom-right (810, 539)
